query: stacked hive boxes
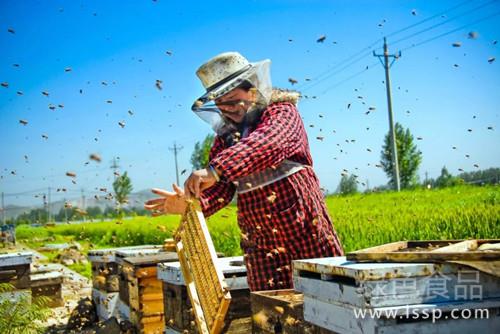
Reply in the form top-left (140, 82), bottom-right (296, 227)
top-left (293, 257), bottom-right (500, 333)
top-left (158, 256), bottom-right (252, 333)
top-left (88, 246), bottom-right (130, 320)
top-left (89, 245), bottom-right (168, 323)
top-left (117, 249), bottom-right (178, 334)
top-left (0, 252), bottom-right (32, 303)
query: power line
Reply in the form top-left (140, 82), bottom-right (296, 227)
top-left (296, 0), bottom-right (483, 92)
top-left (400, 10), bottom-right (500, 52)
top-left (302, 4), bottom-right (500, 97)
top-left (297, 45), bottom-right (378, 92)
top-left (317, 61), bottom-right (379, 96)
top-left (385, 0), bottom-right (473, 39)
top-left (389, 0), bottom-right (499, 47)
top-left (2, 188), bottom-right (47, 197)
top-left (0, 166), bottom-right (109, 184)
top-left (301, 51), bottom-right (373, 93)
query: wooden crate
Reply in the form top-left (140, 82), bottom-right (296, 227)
top-left (121, 252), bottom-right (178, 334)
top-left (30, 270), bottom-right (63, 307)
top-left (158, 256), bottom-right (252, 333)
top-left (251, 289), bottom-right (333, 334)
top-left (293, 256), bottom-right (500, 334)
top-left (0, 252), bottom-right (32, 289)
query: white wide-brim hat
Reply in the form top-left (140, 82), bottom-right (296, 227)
top-left (192, 52), bottom-right (271, 110)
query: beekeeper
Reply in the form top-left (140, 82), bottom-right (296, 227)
top-left (145, 52), bottom-right (343, 291)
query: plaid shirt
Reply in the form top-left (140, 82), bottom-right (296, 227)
top-left (200, 101), bottom-right (344, 291)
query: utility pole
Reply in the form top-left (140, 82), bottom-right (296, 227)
top-left (47, 187), bottom-right (51, 223)
top-left (63, 198), bottom-right (68, 223)
top-left (111, 157), bottom-right (120, 181)
top-left (42, 193), bottom-right (47, 224)
top-left (81, 188), bottom-right (86, 222)
top-left (374, 37), bottom-right (401, 191)
top-left (169, 142), bottom-right (183, 185)
top-left (1, 192), bottom-right (5, 225)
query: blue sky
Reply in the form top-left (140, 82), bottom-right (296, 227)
top-left (1, 0), bottom-right (499, 206)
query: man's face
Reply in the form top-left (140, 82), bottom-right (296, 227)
top-left (215, 88), bottom-right (253, 124)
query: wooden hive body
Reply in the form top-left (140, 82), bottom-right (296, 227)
top-left (30, 270), bottom-right (63, 307)
top-left (121, 252), bottom-right (179, 334)
top-left (250, 289), bottom-right (333, 334)
top-left (0, 252), bottom-right (32, 290)
top-left (115, 245), bottom-right (165, 309)
top-left (158, 256), bottom-right (252, 333)
top-left (89, 245), bottom-right (165, 322)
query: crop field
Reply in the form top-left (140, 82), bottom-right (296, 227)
top-left (16, 185), bottom-right (499, 277)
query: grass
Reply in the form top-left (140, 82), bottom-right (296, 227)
top-left (14, 185), bottom-right (500, 278)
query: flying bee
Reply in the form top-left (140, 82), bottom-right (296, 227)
top-left (155, 79), bottom-right (163, 90)
top-left (89, 153), bottom-right (101, 162)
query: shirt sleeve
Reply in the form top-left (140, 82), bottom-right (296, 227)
top-left (210, 102), bottom-right (304, 182)
top-left (199, 136), bottom-right (236, 217)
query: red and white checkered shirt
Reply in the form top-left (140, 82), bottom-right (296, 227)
top-left (200, 101), bottom-right (344, 291)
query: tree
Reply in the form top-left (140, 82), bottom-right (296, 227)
top-left (458, 167), bottom-right (500, 185)
top-left (380, 122), bottom-right (422, 189)
top-left (86, 206), bottom-right (103, 219)
top-left (337, 174), bottom-right (358, 195)
top-left (434, 166), bottom-right (464, 188)
top-left (190, 134), bottom-right (215, 170)
top-left (15, 208), bottom-right (48, 225)
top-left (113, 171), bottom-right (133, 215)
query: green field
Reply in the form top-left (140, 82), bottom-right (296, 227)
top-left (16, 185), bottom-right (500, 278)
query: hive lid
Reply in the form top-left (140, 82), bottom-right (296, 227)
top-left (0, 252), bottom-right (33, 266)
top-left (293, 256), bottom-right (478, 282)
top-left (88, 245), bottom-right (163, 262)
top-left (158, 256), bottom-right (248, 290)
top-left (122, 252), bottom-right (178, 266)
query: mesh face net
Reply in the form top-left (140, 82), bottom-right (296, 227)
top-left (191, 60), bottom-right (272, 136)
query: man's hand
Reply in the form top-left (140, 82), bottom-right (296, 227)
top-left (184, 168), bottom-right (217, 199)
top-left (144, 184), bottom-right (187, 216)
